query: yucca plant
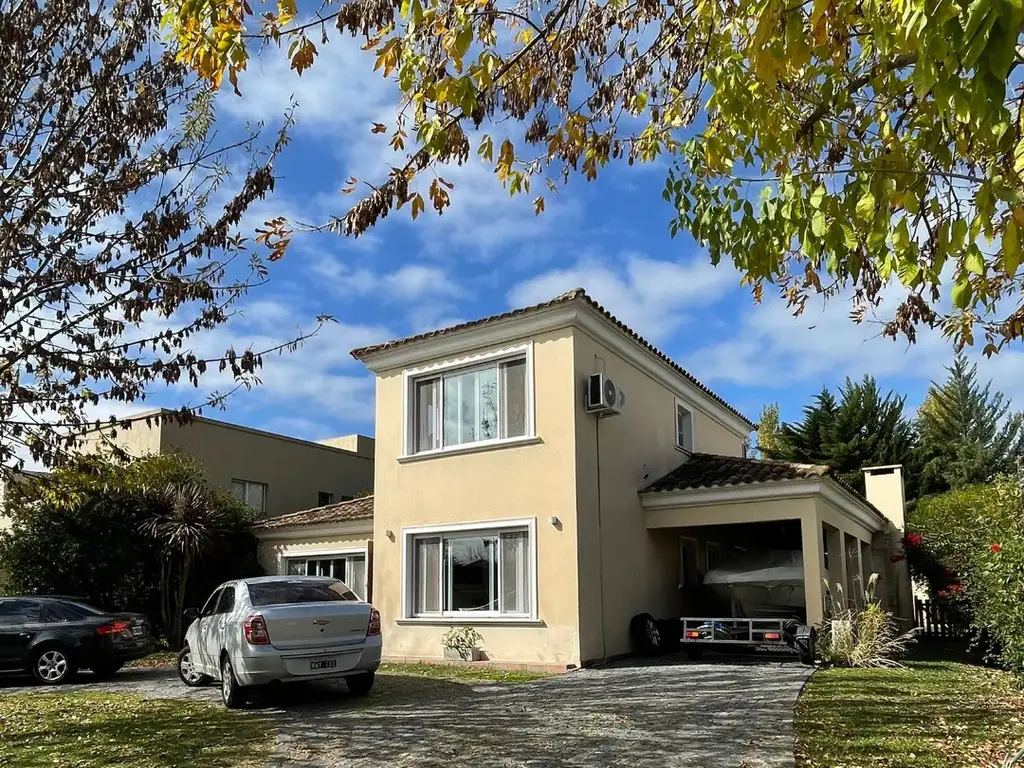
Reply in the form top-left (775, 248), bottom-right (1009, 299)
top-left (817, 574), bottom-right (916, 668)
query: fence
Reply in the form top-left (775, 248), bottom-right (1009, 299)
top-left (914, 598), bottom-right (966, 639)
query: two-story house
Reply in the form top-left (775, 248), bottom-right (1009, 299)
top-left (254, 288), bottom-right (913, 671)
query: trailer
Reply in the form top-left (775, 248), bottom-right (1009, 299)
top-left (677, 616), bottom-right (816, 664)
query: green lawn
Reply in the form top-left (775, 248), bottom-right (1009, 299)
top-left (0, 693), bottom-right (274, 768)
top-left (796, 654), bottom-right (1024, 767)
top-left (378, 661), bottom-right (553, 684)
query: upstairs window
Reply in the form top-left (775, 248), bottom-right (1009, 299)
top-left (675, 402), bottom-right (694, 453)
top-left (410, 352), bottom-right (529, 455)
top-left (231, 479), bottom-right (267, 517)
top-left (318, 491), bottom-right (334, 507)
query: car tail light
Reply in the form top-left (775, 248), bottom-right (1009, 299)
top-left (764, 632), bottom-right (782, 641)
top-left (685, 631), bottom-right (701, 639)
top-left (96, 620), bottom-right (131, 636)
top-left (367, 608), bottom-right (381, 636)
top-left (243, 614), bottom-right (271, 645)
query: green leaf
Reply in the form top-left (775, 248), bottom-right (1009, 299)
top-left (965, 246), bottom-right (985, 275)
top-left (810, 185), bottom-right (825, 209)
top-left (1003, 218), bottom-right (1021, 275)
top-left (951, 218), bottom-right (968, 249)
top-left (855, 192), bottom-right (876, 222)
top-left (811, 210), bottom-right (826, 236)
top-left (952, 278), bottom-right (972, 310)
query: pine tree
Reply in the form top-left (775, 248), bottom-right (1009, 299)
top-left (767, 377), bottom-right (920, 497)
top-left (917, 355), bottom-right (1024, 495)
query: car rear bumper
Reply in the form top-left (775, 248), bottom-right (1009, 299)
top-left (84, 637), bottom-right (157, 669)
top-left (234, 635), bottom-right (382, 686)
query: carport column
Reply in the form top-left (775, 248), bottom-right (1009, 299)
top-left (800, 510), bottom-right (827, 626)
top-left (824, 525), bottom-right (847, 611)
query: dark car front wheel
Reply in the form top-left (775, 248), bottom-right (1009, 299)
top-left (32, 646), bottom-right (77, 685)
top-left (630, 613), bottom-right (664, 655)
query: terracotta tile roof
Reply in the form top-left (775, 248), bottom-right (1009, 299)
top-left (350, 288), bottom-right (754, 429)
top-left (643, 453), bottom-right (830, 493)
top-left (642, 453), bottom-right (887, 522)
top-left (253, 495), bottom-right (373, 531)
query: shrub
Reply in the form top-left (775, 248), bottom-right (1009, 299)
top-left (908, 476), bottom-right (1024, 675)
top-left (817, 576), bottom-right (915, 668)
top-left (0, 454), bottom-right (262, 643)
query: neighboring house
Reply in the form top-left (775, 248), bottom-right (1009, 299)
top-left (255, 288), bottom-right (914, 671)
top-left (79, 409), bottom-right (374, 520)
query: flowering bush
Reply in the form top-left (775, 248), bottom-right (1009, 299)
top-left (909, 476), bottom-right (1024, 675)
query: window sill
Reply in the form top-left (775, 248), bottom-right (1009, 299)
top-left (397, 617), bottom-right (545, 627)
top-left (398, 435), bottom-right (542, 463)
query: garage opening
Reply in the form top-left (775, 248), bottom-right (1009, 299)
top-left (674, 519), bottom-right (806, 624)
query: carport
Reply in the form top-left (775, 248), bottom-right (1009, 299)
top-left (639, 455), bottom-right (914, 625)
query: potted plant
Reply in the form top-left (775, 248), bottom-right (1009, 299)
top-left (443, 626), bottom-right (483, 661)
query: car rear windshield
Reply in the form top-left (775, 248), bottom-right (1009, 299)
top-left (247, 580), bottom-right (359, 607)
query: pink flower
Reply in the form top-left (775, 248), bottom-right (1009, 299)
top-left (904, 532), bottom-right (923, 548)
top-left (948, 583), bottom-right (965, 594)
top-left (991, 543), bottom-right (1003, 554)
top-left (937, 589), bottom-right (950, 599)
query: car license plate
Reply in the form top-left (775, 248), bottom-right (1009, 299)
top-left (310, 659), bottom-right (337, 671)
top-left (132, 626), bottom-right (144, 637)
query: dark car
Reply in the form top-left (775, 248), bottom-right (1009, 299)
top-left (0, 596), bottom-right (155, 684)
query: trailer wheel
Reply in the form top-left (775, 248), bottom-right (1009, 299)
top-left (656, 618), bottom-right (680, 653)
top-left (630, 613), bottom-right (663, 655)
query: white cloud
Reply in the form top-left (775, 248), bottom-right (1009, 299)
top-left (683, 280), bottom-right (1024, 412)
top-left (222, 36), bottom-right (397, 134)
top-left (508, 252), bottom-right (742, 343)
top-left (311, 258), bottom-right (466, 303)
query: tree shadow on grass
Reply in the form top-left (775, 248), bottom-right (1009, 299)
top-left (0, 692), bottom-right (272, 768)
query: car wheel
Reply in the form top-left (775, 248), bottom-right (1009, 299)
top-left (220, 654), bottom-right (246, 709)
top-left (32, 646), bottom-right (77, 685)
top-left (629, 612), bottom-right (663, 656)
top-left (178, 646), bottom-right (211, 687)
top-left (346, 672), bottom-right (375, 696)
top-left (90, 662), bottom-right (123, 681)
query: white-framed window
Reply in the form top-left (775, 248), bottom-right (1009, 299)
top-left (231, 479), bottom-right (267, 516)
top-left (286, 552), bottom-right (368, 600)
top-left (404, 519), bottom-right (536, 619)
top-left (404, 346), bottom-right (533, 457)
top-left (675, 400), bottom-right (694, 453)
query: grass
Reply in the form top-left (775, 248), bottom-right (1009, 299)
top-left (378, 662), bottom-right (553, 684)
top-left (124, 652), bottom-right (552, 684)
top-left (796, 651), bottom-right (1024, 767)
top-left (0, 692), bottom-right (273, 768)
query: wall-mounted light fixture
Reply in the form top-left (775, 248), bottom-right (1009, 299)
top-left (385, 529), bottom-right (395, 542)
top-left (549, 516), bottom-right (561, 530)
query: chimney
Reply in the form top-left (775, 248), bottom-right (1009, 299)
top-left (862, 465), bottom-right (906, 531)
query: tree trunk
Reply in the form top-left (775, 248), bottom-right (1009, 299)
top-left (173, 553), bottom-right (192, 650)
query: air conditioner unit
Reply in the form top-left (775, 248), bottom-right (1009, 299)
top-left (585, 372), bottom-right (623, 415)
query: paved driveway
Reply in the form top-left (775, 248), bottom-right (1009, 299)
top-left (1, 658), bottom-right (813, 767)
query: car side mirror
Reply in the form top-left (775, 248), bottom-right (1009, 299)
top-left (182, 607), bottom-right (199, 622)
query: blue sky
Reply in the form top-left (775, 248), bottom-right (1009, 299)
top-left (131, 37), bottom-right (1024, 444)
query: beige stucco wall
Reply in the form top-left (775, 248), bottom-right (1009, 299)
top-left (157, 419), bottom-right (374, 518)
top-left (75, 414), bottom-right (374, 519)
top-left (371, 329), bottom-right (584, 667)
top-left (572, 327), bottom-right (752, 663)
top-left (77, 418), bottom-right (163, 458)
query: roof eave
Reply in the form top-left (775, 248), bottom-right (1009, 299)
top-left (639, 477), bottom-right (887, 533)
